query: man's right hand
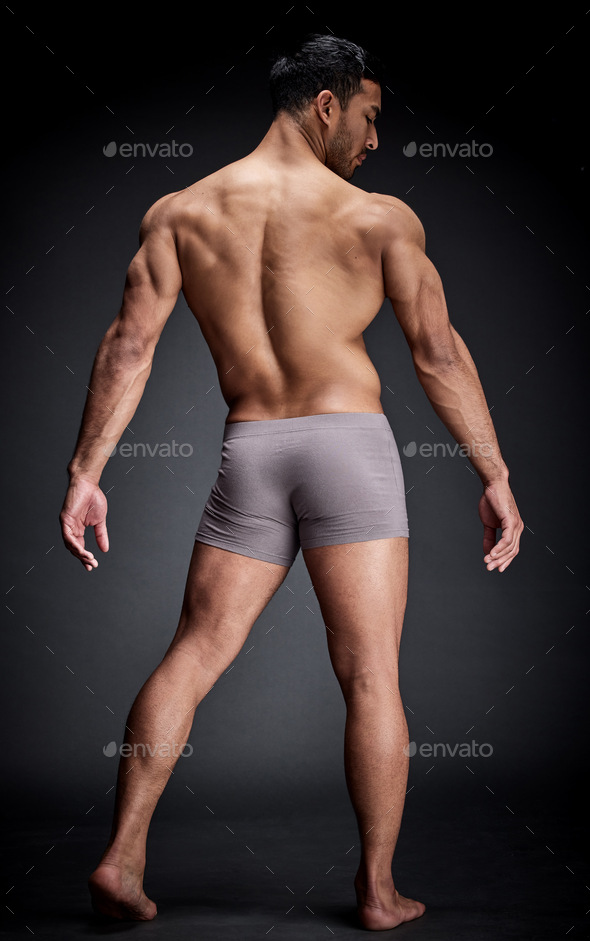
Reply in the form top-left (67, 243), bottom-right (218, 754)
top-left (59, 477), bottom-right (109, 571)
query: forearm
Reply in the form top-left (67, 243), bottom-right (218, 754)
top-left (67, 334), bottom-right (154, 483)
top-left (413, 327), bottom-right (508, 485)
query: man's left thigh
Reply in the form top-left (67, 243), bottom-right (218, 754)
top-left (170, 541), bottom-right (291, 677)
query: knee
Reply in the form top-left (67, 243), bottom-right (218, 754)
top-left (168, 610), bottom-right (234, 676)
top-left (337, 667), bottom-right (400, 702)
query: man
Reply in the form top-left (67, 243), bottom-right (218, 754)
top-left (60, 34), bottom-right (523, 930)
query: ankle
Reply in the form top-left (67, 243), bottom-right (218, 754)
top-left (99, 840), bottom-right (146, 872)
top-left (355, 867), bottom-right (395, 895)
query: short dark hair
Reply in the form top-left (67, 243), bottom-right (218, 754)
top-left (269, 34), bottom-right (383, 119)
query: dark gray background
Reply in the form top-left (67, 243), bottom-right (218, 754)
top-left (1, 1), bottom-right (589, 935)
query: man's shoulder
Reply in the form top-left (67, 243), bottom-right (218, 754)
top-left (138, 159), bottom-right (252, 235)
top-left (365, 193), bottom-right (425, 248)
top-left (138, 190), bottom-right (185, 240)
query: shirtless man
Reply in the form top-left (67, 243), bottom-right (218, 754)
top-left (60, 34), bottom-right (523, 931)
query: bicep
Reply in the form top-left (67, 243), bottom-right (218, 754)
top-left (109, 221), bottom-right (182, 352)
top-left (384, 230), bottom-right (455, 361)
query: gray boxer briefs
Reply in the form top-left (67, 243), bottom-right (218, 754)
top-left (195, 411), bottom-right (409, 566)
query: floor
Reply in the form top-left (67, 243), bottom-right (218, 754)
top-left (1, 787), bottom-right (587, 939)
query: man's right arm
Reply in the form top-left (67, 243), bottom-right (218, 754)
top-left (60, 198), bottom-right (182, 570)
top-left (381, 200), bottom-right (523, 573)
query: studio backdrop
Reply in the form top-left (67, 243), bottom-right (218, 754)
top-left (2, 2), bottom-right (588, 832)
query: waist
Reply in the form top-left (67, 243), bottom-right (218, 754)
top-left (223, 411), bottom-right (390, 438)
top-left (220, 349), bottom-right (383, 424)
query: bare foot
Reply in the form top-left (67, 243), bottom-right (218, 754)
top-left (355, 874), bottom-right (425, 931)
top-left (88, 861), bottom-right (157, 921)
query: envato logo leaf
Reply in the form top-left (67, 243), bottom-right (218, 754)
top-left (402, 141), bottom-right (418, 157)
top-left (103, 141), bottom-right (117, 158)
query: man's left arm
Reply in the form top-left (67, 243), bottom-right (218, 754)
top-left (60, 201), bottom-right (182, 571)
top-left (382, 202), bottom-right (524, 573)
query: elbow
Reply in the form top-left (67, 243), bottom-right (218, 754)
top-left (98, 326), bottom-right (155, 372)
top-left (411, 329), bottom-right (461, 376)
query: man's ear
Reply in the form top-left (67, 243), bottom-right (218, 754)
top-left (315, 89), bottom-right (335, 126)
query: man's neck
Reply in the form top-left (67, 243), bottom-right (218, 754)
top-left (253, 112), bottom-right (327, 167)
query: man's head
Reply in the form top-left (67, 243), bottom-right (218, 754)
top-left (269, 34), bottom-right (383, 180)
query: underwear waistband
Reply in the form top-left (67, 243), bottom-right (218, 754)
top-left (222, 411), bottom-right (390, 439)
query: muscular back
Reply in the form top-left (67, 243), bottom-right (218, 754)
top-left (160, 152), bottom-right (401, 422)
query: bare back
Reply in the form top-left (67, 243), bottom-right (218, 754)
top-left (166, 153), bottom-right (395, 422)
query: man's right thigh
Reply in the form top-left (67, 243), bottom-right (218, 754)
top-left (169, 540), bottom-right (291, 677)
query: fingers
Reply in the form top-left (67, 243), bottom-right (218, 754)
top-left (485, 547), bottom-right (513, 572)
top-left (483, 519), bottom-right (523, 572)
top-left (94, 519), bottom-right (110, 553)
top-left (69, 541), bottom-right (98, 570)
top-left (482, 525), bottom-right (496, 558)
top-left (484, 536), bottom-right (515, 570)
top-left (60, 515), bottom-right (99, 571)
top-left (485, 531), bottom-right (512, 559)
top-left (67, 535), bottom-right (98, 569)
